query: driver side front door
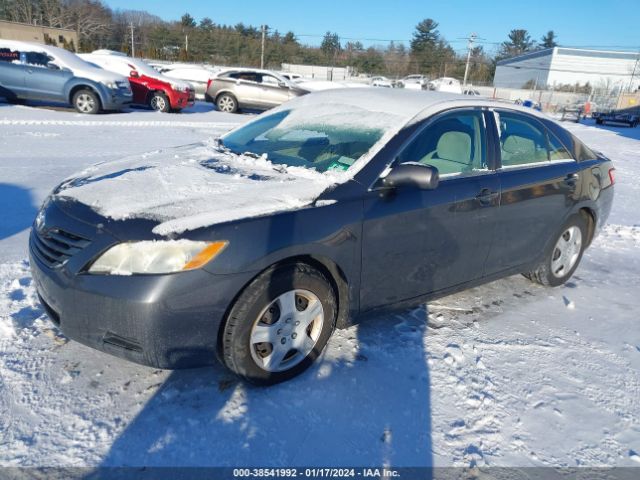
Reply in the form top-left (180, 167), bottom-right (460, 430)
top-left (359, 108), bottom-right (500, 311)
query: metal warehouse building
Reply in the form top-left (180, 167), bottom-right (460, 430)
top-left (494, 47), bottom-right (640, 92)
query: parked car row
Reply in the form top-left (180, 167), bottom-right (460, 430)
top-left (0, 40), bottom-right (132, 114)
top-left (0, 40), bottom-right (195, 113)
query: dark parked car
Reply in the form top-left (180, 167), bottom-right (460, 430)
top-left (30, 89), bottom-right (615, 385)
top-left (593, 110), bottom-right (639, 127)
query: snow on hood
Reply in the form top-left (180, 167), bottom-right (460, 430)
top-left (53, 141), bottom-right (338, 236)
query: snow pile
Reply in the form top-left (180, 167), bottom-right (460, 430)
top-left (54, 141), bottom-right (338, 235)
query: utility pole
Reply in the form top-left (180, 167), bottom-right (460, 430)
top-left (629, 49), bottom-right (640, 92)
top-left (462, 33), bottom-right (477, 87)
top-left (260, 25), bottom-right (268, 69)
top-left (130, 23), bottom-right (135, 58)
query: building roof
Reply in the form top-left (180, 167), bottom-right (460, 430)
top-left (497, 47), bottom-right (640, 66)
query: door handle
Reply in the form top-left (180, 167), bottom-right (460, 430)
top-left (563, 173), bottom-right (579, 186)
top-left (475, 188), bottom-right (499, 206)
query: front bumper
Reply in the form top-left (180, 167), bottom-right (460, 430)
top-left (28, 202), bottom-right (254, 369)
top-left (102, 89), bottom-right (133, 110)
top-left (170, 89), bottom-right (196, 109)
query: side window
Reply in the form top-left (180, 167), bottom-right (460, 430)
top-left (230, 72), bottom-right (258, 83)
top-left (18, 50), bottom-right (50, 68)
top-left (398, 110), bottom-right (488, 177)
top-left (260, 75), bottom-right (280, 86)
top-left (547, 130), bottom-right (573, 160)
top-left (497, 112), bottom-right (548, 167)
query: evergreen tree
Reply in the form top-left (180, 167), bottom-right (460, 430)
top-left (540, 30), bottom-right (558, 49)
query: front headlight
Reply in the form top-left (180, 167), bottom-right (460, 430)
top-left (103, 81), bottom-right (118, 90)
top-left (171, 83), bottom-right (189, 93)
top-left (88, 240), bottom-right (228, 275)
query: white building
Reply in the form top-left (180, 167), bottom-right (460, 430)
top-left (281, 63), bottom-right (353, 81)
top-left (494, 47), bottom-right (640, 92)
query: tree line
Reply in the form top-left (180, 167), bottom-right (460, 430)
top-left (0, 0), bottom-right (560, 84)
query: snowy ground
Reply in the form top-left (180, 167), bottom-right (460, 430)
top-left (0, 102), bottom-right (639, 469)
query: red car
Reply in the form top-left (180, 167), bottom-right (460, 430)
top-left (81, 51), bottom-right (195, 112)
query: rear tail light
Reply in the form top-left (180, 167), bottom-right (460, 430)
top-left (207, 78), bottom-right (213, 90)
top-left (608, 168), bottom-right (616, 185)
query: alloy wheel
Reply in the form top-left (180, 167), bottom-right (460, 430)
top-left (76, 94), bottom-right (95, 113)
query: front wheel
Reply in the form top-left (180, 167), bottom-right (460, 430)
top-left (221, 263), bottom-right (336, 385)
top-left (73, 89), bottom-right (100, 114)
top-left (524, 214), bottom-right (588, 287)
top-left (149, 92), bottom-right (170, 112)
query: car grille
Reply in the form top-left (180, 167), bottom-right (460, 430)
top-left (31, 227), bottom-right (91, 268)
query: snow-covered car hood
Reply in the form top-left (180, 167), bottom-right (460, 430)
top-left (75, 64), bottom-right (129, 86)
top-left (52, 142), bottom-right (338, 236)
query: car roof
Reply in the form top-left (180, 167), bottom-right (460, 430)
top-left (0, 39), bottom-right (66, 56)
top-left (277, 88), bottom-right (548, 126)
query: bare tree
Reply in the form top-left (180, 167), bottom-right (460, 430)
top-left (60, 0), bottom-right (111, 46)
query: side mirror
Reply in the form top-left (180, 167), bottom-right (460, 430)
top-left (382, 163), bottom-right (439, 190)
top-left (47, 62), bottom-right (60, 70)
top-left (130, 70), bottom-right (139, 78)
top-left (278, 81), bottom-right (288, 88)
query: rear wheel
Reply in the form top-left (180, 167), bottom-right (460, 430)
top-left (73, 89), bottom-right (100, 114)
top-left (149, 92), bottom-right (170, 112)
top-left (216, 93), bottom-right (238, 113)
top-left (222, 263), bottom-right (336, 385)
top-left (525, 214), bottom-right (588, 287)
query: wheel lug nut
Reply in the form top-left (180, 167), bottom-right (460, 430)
top-left (294, 321), bottom-right (300, 326)
top-left (277, 329), bottom-right (282, 335)
top-left (280, 338), bottom-right (286, 345)
top-left (291, 333), bottom-right (297, 339)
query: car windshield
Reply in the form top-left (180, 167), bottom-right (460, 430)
top-left (47, 46), bottom-right (94, 70)
top-left (220, 107), bottom-right (396, 173)
top-left (129, 58), bottom-right (163, 77)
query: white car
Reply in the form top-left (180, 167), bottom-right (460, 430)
top-left (428, 77), bottom-right (462, 94)
top-left (280, 72), bottom-right (303, 82)
top-left (400, 75), bottom-right (429, 90)
top-left (370, 76), bottom-right (393, 88)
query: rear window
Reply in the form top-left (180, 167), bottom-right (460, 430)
top-left (543, 119), bottom-right (598, 161)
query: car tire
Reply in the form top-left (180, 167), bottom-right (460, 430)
top-left (72, 89), bottom-right (100, 114)
top-left (149, 92), bottom-right (170, 113)
top-left (524, 214), bottom-right (588, 287)
top-left (221, 262), bottom-right (336, 385)
top-left (216, 93), bottom-right (238, 113)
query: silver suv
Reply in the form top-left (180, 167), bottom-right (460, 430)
top-left (0, 40), bottom-right (132, 113)
top-left (205, 68), bottom-right (308, 113)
